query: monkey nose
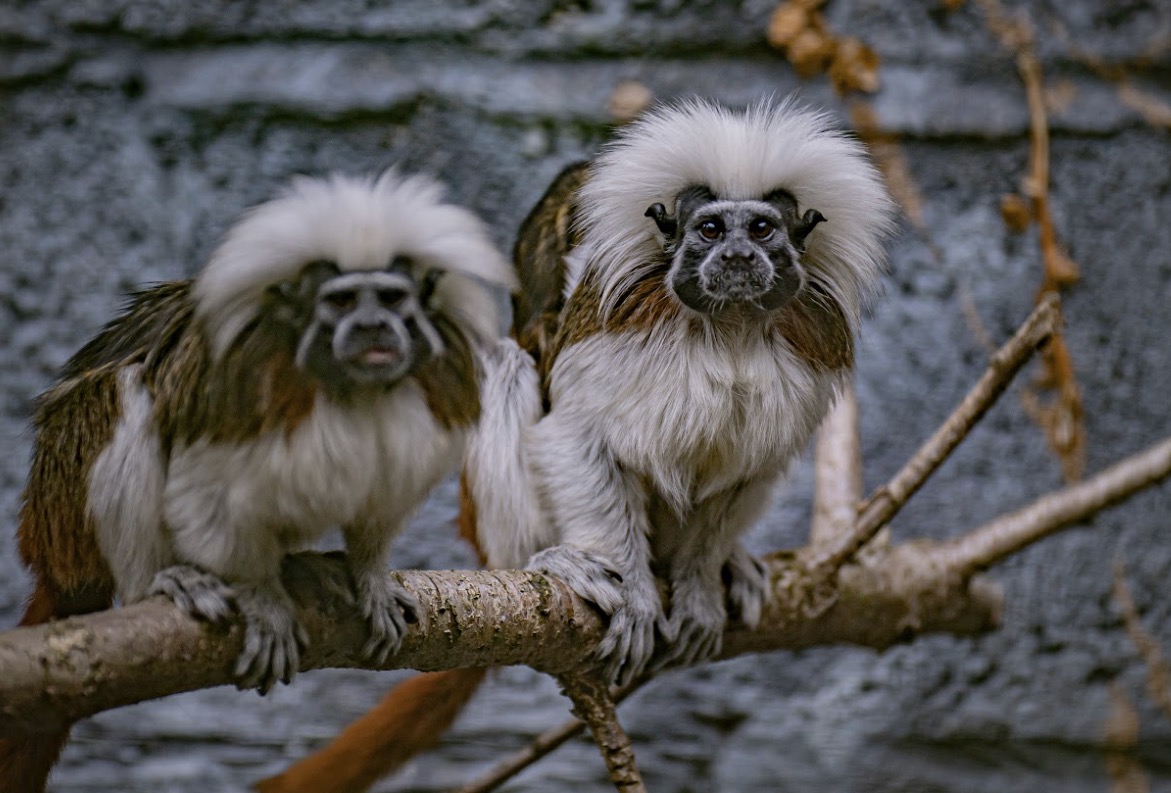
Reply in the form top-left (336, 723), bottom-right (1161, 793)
top-left (722, 247), bottom-right (755, 263)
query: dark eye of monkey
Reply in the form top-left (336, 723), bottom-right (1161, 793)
top-left (698, 218), bottom-right (724, 241)
top-left (748, 217), bottom-right (776, 241)
top-left (324, 290), bottom-right (357, 312)
top-left (376, 287), bottom-right (407, 308)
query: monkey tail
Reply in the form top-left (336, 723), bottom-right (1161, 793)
top-left (253, 668), bottom-right (489, 793)
top-left (0, 578), bottom-right (115, 793)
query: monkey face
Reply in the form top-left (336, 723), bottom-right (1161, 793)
top-left (270, 258), bottom-right (445, 390)
top-left (647, 187), bottom-right (826, 315)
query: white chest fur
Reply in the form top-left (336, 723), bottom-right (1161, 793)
top-left (549, 321), bottom-right (839, 511)
top-left (163, 383), bottom-right (462, 546)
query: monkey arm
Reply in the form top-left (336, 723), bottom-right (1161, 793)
top-left (525, 411), bottom-right (662, 685)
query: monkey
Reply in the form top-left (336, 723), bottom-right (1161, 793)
top-left (254, 163), bottom-right (590, 793)
top-left (492, 97), bottom-right (897, 683)
top-left (0, 169), bottom-right (513, 793)
top-left (255, 98), bottom-right (895, 793)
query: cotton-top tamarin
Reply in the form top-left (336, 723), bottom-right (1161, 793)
top-left (0, 170), bottom-right (513, 793)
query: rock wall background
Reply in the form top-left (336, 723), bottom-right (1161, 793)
top-left (2, 1), bottom-right (1170, 791)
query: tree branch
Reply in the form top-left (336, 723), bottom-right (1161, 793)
top-left (558, 674), bottom-right (646, 792)
top-left (937, 436), bottom-right (1171, 573)
top-left (0, 543), bottom-right (1000, 738)
top-left (807, 292), bottom-right (1061, 577)
top-left (810, 380), bottom-right (863, 547)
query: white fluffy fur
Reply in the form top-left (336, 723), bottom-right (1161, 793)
top-left (163, 382), bottom-right (463, 583)
top-left (467, 98), bottom-right (895, 683)
top-left (88, 366), bottom-right (170, 602)
top-left (570, 97), bottom-right (895, 325)
top-left (196, 169), bottom-right (514, 359)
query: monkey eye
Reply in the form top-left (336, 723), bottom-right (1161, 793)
top-left (748, 217), bottom-right (776, 241)
top-left (323, 289), bottom-right (357, 312)
top-left (698, 218), bottom-right (725, 241)
top-left (376, 287), bottom-right (407, 308)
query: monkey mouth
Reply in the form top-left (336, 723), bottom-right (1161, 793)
top-left (357, 347), bottom-right (406, 367)
top-left (673, 260), bottom-right (803, 314)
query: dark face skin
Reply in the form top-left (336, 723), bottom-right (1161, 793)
top-left (267, 257), bottom-right (444, 392)
top-left (646, 187), bottom-right (825, 315)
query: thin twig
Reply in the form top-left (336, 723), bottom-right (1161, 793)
top-left (810, 380), bottom-right (862, 546)
top-left (450, 679), bottom-right (646, 793)
top-left (558, 675), bottom-right (647, 792)
top-left (1113, 560), bottom-right (1171, 721)
top-left (806, 293), bottom-right (1061, 577)
top-left (934, 436), bottom-right (1171, 573)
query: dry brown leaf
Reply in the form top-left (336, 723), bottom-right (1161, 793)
top-left (829, 37), bottom-right (881, 95)
top-left (999, 193), bottom-right (1033, 233)
top-left (787, 27), bottom-right (837, 76)
top-left (767, 2), bottom-right (811, 48)
top-left (607, 80), bottom-right (654, 124)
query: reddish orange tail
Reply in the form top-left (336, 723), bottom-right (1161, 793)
top-left (0, 580), bottom-right (112, 793)
top-left (254, 667), bottom-right (489, 793)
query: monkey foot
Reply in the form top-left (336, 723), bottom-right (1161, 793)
top-left (722, 544), bottom-right (768, 630)
top-left (528, 544), bottom-right (660, 686)
top-left (354, 571), bottom-right (419, 666)
top-left (148, 564), bottom-right (235, 625)
top-left (233, 582), bottom-right (309, 695)
top-left (652, 577), bottom-right (726, 672)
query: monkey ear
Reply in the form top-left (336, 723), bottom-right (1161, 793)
top-left (792, 209), bottom-right (827, 251)
top-left (389, 254), bottom-right (414, 274)
top-left (418, 268), bottom-right (444, 306)
top-left (645, 203), bottom-right (678, 237)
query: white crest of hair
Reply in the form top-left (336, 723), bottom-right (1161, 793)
top-left (194, 169), bottom-right (515, 359)
top-left (570, 96), bottom-right (897, 325)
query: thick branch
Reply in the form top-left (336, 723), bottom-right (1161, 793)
top-left (810, 381), bottom-right (862, 546)
top-left (0, 545), bottom-right (999, 737)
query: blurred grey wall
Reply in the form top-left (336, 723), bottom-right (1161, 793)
top-left (2, 1), bottom-right (1170, 791)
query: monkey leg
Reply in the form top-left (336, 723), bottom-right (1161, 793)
top-left (352, 568), bottom-right (419, 666)
top-left (148, 564), bottom-right (236, 625)
top-left (528, 544), bottom-right (659, 686)
top-left (721, 543), bottom-right (768, 630)
top-left (233, 580), bottom-right (309, 695)
top-left (652, 567), bottom-right (727, 671)
top-left (342, 523), bottom-right (420, 666)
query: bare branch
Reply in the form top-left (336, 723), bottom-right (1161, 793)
top-left (810, 380), bottom-right (862, 546)
top-left (451, 678), bottom-right (646, 793)
top-left (558, 674), bottom-right (646, 792)
top-left (807, 292), bottom-right (1062, 577)
top-left (936, 437), bottom-right (1171, 573)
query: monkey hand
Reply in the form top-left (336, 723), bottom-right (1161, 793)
top-left (722, 544), bottom-right (769, 630)
top-left (353, 569), bottom-right (419, 666)
top-left (233, 581), bottom-right (309, 695)
top-left (527, 544), bottom-right (660, 686)
top-left (148, 564), bottom-right (236, 625)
